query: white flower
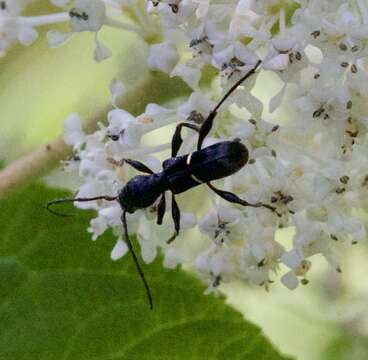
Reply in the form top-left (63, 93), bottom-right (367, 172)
top-left (176, 91), bottom-right (215, 129)
top-left (230, 0), bottom-right (271, 45)
top-left (105, 108), bottom-right (141, 147)
top-left (147, 0), bottom-right (197, 27)
top-left (189, 31), bottom-right (213, 64)
top-left (193, 245), bottom-right (236, 287)
top-left (212, 41), bottom-right (259, 81)
top-left (147, 42), bottom-right (179, 74)
top-left (192, 0), bottom-right (209, 19)
top-left (163, 248), bottom-right (186, 268)
top-left (111, 239), bottom-right (128, 260)
top-left (69, 0), bottom-right (106, 32)
top-left (171, 63), bottom-right (201, 90)
top-left (109, 78), bottom-right (126, 107)
top-left (199, 205), bottom-right (245, 245)
top-left (47, 0), bottom-right (114, 60)
top-left (94, 38), bottom-right (112, 62)
top-left (47, 30), bottom-right (72, 47)
top-left (281, 249), bottom-right (304, 269)
top-left (64, 113), bottom-right (85, 147)
top-left (0, 0), bottom-right (39, 56)
top-left (136, 205), bottom-right (196, 264)
top-left (280, 271), bottom-right (299, 290)
top-left (281, 259), bottom-right (312, 290)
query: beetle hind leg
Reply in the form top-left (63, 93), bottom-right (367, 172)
top-left (207, 182), bottom-right (281, 216)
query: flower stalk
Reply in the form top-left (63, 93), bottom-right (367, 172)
top-left (18, 13), bottom-right (70, 26)
top-left (0, 71), bottom-right (191, 197)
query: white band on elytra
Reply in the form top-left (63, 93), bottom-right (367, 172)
top-left (186, 152), bottom-right (204, 184)
top-left (191, 174), bottom-right (204, 184)
top-left (186, 152), bottom-right (193, 165)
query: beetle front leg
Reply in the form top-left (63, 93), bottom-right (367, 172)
top-left (172, 123), bottom-right (200, 157)
top-left (167, 193), bottom-right (181, 243)
top-left (207, 182), bottom-right (281, 216)
top-left (122, 158), bottom-right (154, 174)
top-left (108, 157), bottom-right (154, 174)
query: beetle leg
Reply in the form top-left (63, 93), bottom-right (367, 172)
top-left (197, 60), bottom-right (262, 150)
top-left (172, 122), bottom-right (200, 157)
top-left (167, 193), bottom-right (181, 243)
top-left (123, 158), bottom-right (154, 174)
top-left (156, 193), bottom-right (166, 225)
top-left (207, 182), bottom-right (281, 216)
top-left (197, 110), bottom-right (217, 150)
top-left (122, 211), bottom-right (153, 310)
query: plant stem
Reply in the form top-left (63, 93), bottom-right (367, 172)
top-left (0, 72), bottom-right (191, 197)
top-left (18, 13), bottom-right (70, 27)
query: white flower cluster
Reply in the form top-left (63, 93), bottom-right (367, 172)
top-left (0, 0), bottom-right (158, 58)
top-left (15, 0), bottom-right (368, 292)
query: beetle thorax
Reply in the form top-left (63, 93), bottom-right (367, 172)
top-left (118, 174), bottom-right (166, 213)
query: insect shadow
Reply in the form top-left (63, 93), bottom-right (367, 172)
top-left (47, 60), bottom-right (279, 310)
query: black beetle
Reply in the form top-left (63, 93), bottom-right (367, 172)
top-left (48, 60), bottom-right (278, 309)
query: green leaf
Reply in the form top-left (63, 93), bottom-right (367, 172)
top-left (0, 184), bottom-right (291, 360)
top-left (323, 335), bottom-right (368, 360)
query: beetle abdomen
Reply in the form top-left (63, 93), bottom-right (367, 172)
top-left (165, 140), bottom-right (248, 194)
top-left (190, 140), bottom-right (248, 181)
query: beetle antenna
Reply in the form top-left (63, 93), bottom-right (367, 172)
top-left (47, 195), bottom-right (117, 217)
top-left (196, 60), bottom-right (262, 151)
top-left (213, 59), bottom-right (262, 113)
top-left (122, 210), bottom-right (153, 310)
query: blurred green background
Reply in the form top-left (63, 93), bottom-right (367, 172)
top-left (2, 2), bottom-right (368, 359)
